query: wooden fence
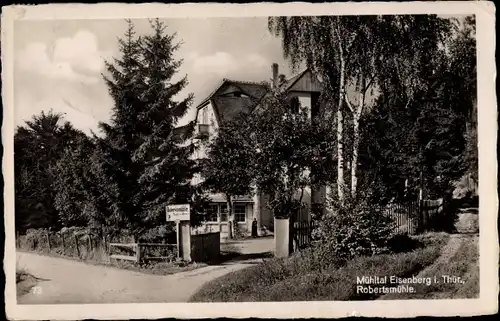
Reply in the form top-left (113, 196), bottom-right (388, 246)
top-left (18, 229), bottom-right (221, 264)
top-left (17, 230), bottom-right (111, 262)
top-left (109, 232), bottom-right (221, 263)
top-left (288, 197), bottom-right (447, 253)
top-left (386, 198), bottom-right (446, 235)
top-left (108, 242), bottom-right (177, 263)
top-left (386, 200), bottom-right (420, 235)
top-left (292, 220), bottom-right (315, 251)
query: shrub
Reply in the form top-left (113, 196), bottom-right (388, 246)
top-left (190, 232), bottom-right (449, 302)
top-left (139, 225), bottom-right (176, 243)
top-left (232, 222), bottom-right (247, 239)
top-left (312, 193), bottom-right (397, 261)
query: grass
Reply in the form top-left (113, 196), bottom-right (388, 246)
top-left (16, 267), bottom-right (38, 297)
top-left (112, 259), bottom-right (208, 276)
top-left (380, 235), bottom-right (479, 300)
top-left (189, 232), bottom-right (450, 302)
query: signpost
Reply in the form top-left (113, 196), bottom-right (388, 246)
top-left (166, 204), bottom-right (190, 222)
top-left (167, 204), bottom-right (191, 261)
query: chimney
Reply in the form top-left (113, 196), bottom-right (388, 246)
top-left (271, 63), bottom-right (279, 88)
top-left (278, 74), bottom-right (286, 85)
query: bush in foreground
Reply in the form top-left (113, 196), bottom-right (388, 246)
top-left (312, 194), bottom-right (397, 262)
top-left (190, 232), bottom-right (449, 302)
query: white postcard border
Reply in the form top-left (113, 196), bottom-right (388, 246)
top-left (2, 2), bottom-right (498, 319)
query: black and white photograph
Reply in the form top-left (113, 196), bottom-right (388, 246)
top-left (2, 2), bottom-right (497, 319)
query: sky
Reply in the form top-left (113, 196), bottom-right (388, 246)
top-left (14, 18), bottom-right (294, 134)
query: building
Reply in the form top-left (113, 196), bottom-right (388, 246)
top-left (189, 63), bottom-right (326, 237)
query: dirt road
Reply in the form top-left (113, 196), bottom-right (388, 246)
top-left (378, 209), bottom-right (479, 300)
top-left (16, 252), bottom-right (261, 304)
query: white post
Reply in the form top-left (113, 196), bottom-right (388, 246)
top-left (252, 192), bottom-right (261, 236)
top-left (274, 217), bottom-right (290, 258)
top-left (177, 220), bottom-right (191, 262)
top-left (176, 220), bottom-right (181, 259)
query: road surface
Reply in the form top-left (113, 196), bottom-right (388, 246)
top-left (16, 251), bottom-right (261, 304)
top-left (378, 209), bottom-right (479, 300)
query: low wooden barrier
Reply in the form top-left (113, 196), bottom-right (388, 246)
top-left (109, 243), bottom-right (177, 263)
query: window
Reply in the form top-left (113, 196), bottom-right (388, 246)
top-left (220, 204), bottom-right (228, 222)
top-left (206, 204), bottom-right (218, 222)
top-left (290, 96), bottom-right (300, 114)
top-left (234, 204), bottom-right (246, 222)
top-left (201, 107), bottom-right (208, 124)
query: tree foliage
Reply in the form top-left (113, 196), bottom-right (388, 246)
top-left (200, 115), bottom-right (255, 226)
top-left (359, 16), bottom-right (476, 202)
top-left (15, 19), bottom-right (204, 240)
top-left (15, 110), bottom-right (86, 231)
top-left (201, 117), bottom-right (254, 198)
top-left (269, 15), bottom-right (476, 204)
top-left (248, 93), bottom-right (336, 218)
top-left (94, 19), bottom-right (197, 238)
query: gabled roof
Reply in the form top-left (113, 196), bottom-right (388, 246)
top-left (196, 78), bottom-right (268, 110)
top-left (194, 78), bottom-right (269, 125)
top-left (211, 96), bottom-right (258, 123)
top-left (230, 80), bottom-right (268, 100)
top-left (278, 68), bottom-right (309, 92)
top-left (193, 68), bottom-right (321, 125)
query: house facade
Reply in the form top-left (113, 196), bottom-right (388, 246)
top-left (190, 63), bottom-right (327, 237)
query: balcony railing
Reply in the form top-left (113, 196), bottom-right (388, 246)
top-left (197, 124), bottom-right (210, 138)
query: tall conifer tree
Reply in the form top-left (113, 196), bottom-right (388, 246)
top-left (98, 19), bottom-right (195, 239)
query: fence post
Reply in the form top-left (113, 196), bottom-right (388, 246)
top-left (46, 231), bottom-right (51, 252)
top-left (136, 243), bottom-right (142, 263)
top-left (88, 235), bottom-right (93, 252)
top-left (75, 235), bottom-right (80, 258)
top-left (61, 233), bottom-right (66, 255)
top-left (103, 234), bottom-right (108, 255)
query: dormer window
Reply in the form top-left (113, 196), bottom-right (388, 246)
top-left (222, 91), bottom-right (249, 98)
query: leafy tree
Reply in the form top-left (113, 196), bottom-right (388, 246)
top-left (53, 134), bottom-right (96, 228)
top-left (268, 15), bottom-right (455, 202)
top-left (52, 134), bottom-right (122, 235)
top-left (268, 16), bottom-right (380, 201)
top-left (201, 115), bottom-right (254, 237)
top-left (358, 16), bottom-right (476, 202)
top-left (97, 19), bottom-right (196, 240)
top-left (248, 93), bottom-right (336, 220)
top-left (447, 16), bottom-right (477, 191)
top-left (15, 110), bottom-right (85, 232)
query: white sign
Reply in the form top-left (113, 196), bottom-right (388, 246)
top-left (166, 204), bottom-right (190, 222)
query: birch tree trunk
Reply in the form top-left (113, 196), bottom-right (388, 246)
top-left (337, 48), bottom-right (346, 204)
top-left (350, 75), bottom-right (366, 197)
top-left (351, 116), bottom-right (360, 197)
top-left (337, 103), bottom-right (344, 202)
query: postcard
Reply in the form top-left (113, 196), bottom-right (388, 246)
top-left (2, 2), bottom-right (497, 319)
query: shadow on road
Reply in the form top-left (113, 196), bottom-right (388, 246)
top-left (209, 251), bottom-right (273, 265)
